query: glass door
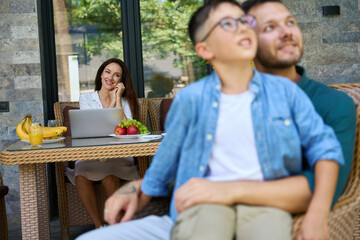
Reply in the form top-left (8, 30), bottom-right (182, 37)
top-left (140, 0), bottom-right (208, 98)
top-left (53, 0), bottom-right (124, 101)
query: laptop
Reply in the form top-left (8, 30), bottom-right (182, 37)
top-left (69, 108), bottom-right (122, 138)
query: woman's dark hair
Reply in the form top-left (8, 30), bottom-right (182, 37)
top-left (188, 0), bottom-right (242, 46)
top-left (242, 0), bottom-right (282, 13)
top-left (94, 58), bottom-right (140, 120)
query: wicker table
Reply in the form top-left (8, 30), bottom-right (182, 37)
top-left (0, 136), bottom-right (162, 240)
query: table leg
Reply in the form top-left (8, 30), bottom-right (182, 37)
top-left (19, 164), bottom-right (50, 240)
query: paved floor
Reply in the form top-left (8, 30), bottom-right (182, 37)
top-left (8, 217), bottom-right (94, 240)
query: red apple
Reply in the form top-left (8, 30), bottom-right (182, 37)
top-left (127, 125), bottom-right (139, 135)
top-left (114, 125), bottom-right (127, 135)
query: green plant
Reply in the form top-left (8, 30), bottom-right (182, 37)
top-left (148, 73), bottom-right (174, 97)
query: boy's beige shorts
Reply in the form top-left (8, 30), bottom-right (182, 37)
top-left (171, 204), bottom-right (292, 240)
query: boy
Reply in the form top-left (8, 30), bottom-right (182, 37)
top-left (78, 0), bottom-right (343, 239)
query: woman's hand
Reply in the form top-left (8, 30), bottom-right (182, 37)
top-left (115, 83), bottom-right (125, 99)
top-left (114, 83), bottom-right (125, 109)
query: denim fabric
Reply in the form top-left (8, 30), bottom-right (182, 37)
top-left (141, 69), bottom-right (344, 222)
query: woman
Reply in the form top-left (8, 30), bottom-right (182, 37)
top-left (68, 58), bottom-right (140, 228)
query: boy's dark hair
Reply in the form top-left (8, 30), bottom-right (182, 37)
top-left (188, 0), bottom-right (242, 46)
top-left (242, 0), bottom-right (282, 13)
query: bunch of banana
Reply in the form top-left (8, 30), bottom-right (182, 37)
top-left (16, 115), bottom-right (67, 141)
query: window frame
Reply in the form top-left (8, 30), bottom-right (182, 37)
top-left (38, 0), bottom-right (145, 124)
top-left (37, 0), bottom-right (207, 218)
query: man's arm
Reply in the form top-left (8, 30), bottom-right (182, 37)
top-left (104, 179), bottom-right (152, 225)
top-left (297, 160), bottom-right (339, 239)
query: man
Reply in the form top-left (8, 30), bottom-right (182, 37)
top-left (77, 1), bottom-right (348, 239)
top-left (241, 0), bottom-right (356, 238)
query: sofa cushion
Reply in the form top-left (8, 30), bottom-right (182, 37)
top-left (63, 106), bottom-right (79, 137)
top-left (160, 99), bottom-right (173, 131)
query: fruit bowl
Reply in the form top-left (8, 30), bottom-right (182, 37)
top-left (108, 133), bottom-right (150, 139)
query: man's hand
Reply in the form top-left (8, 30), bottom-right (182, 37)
top-left (296, 160), bottom-right (338, 240)
top-left (297, 212), bottom-right (329, 240)
top-left (104, 180), bottom-right (144, 225)
top-left (174, 178), bottom-right (233, 213)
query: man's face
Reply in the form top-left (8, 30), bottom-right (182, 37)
top-left (248, 2), bottom-right (303, 69)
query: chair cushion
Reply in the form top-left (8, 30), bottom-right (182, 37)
top-left (63, 106), bottom-right (80, 137)
top-left (160, 99), bottom-right (173, 131)
top-left (0, 186), bottom-right (9, 197)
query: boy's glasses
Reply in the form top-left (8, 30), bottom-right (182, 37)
top-left (199, 15), bottom-right (257, 43)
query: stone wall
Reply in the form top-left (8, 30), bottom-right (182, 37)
top-left (284, 0), bottom-right (360, 84)
top-left (0, 0), bottom-right (43, 225)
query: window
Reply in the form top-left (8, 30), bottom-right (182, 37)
top-left (51, 0), bottom-right (207, 101)
top-left (41, 0), bottom-right (207, 219)
top-left (53, 0), bottom-right (123, 101)
top-left (140, 0), bottom-right (208, 98)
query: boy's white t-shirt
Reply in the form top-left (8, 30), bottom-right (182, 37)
top-left (205, 91), bottom-right (264, 182)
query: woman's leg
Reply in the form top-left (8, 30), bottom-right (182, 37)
top-left (101, 175), bottom-right (121, 197)
top-left (75, 175), bottom-right (103, 228)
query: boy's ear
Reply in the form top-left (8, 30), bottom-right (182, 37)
top-left (195, 42), bottom-right (214, 61)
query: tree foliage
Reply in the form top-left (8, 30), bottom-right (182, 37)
top-left (148, 73), bottom-right (174, 97)
top-left (70, 0), bottom-right (122, 29)
top-left (65, 0), bottom-right (206, 81)
top-left (68, 0), bottom-right (207, 80)
top-left (140, 0), bottom-right (202, 65)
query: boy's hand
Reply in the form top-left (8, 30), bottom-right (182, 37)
top-left (104, 180), bottom-right (147, 225)
top-left (297, 212), bottom-right (329, 240)
top-left (174, 178), bottom-right (233, 213)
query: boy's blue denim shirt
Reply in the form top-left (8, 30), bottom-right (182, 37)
top-left (141, 69), bottom-right (344, 222)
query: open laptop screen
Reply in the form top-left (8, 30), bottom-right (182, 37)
top-left (69, 108), bottom-right (122, 138)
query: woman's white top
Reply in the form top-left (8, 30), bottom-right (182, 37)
top-left (79, 91), bottom-right (133, 118)
top-left (65, 91), bottom-right (140, 185)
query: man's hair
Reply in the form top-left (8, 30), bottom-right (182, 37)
top-left (188, 0), bottom-right (242, 45)
top-left (242, 0), bottom-right (282, 13)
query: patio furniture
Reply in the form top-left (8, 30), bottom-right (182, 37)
top-left (0, 171), bottom-right (9, 240)
top-left (53, 99), bottom-right (150, 239)
top-left (0, 132), bottom-right (162, 240)
top-left (147, 97), bottom-right (173, 132)
top-left (148, 83), bottom-right (360, 240)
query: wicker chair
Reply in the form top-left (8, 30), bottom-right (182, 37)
top-left (54, 98), bottom-right (149, 240)
top-left (148, 83), bottom-right (360, 240)
top-left (0, 170), bottom-right (9, 240)
top-left (147, 97), bottom-right (173, 132)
